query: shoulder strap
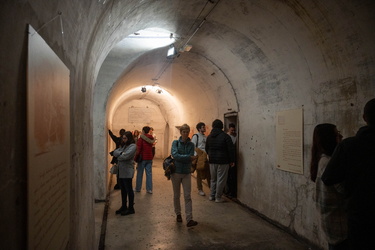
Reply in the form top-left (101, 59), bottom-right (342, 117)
top-left (193, 134), bottom-right (199, 147)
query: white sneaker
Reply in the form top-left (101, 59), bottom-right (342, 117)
top-left (209, 196), bottom-right (215, 201)
top-left (198, 190), bottom-right (205, 196)
top-left (215, 198), bottom-right (224, 203)
top-left (147, 190), bottom-right (153, 194)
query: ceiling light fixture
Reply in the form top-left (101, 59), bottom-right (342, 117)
top-left (155, 88), bottom-right (163, 94)
top-left (167, 44), bottom-right (177, 59)
top-left (141, 86), bottom-right (146, 93)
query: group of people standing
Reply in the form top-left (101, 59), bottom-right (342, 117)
top-left (310, 98), bottom-right (375, 250)
top-left (107, 118), bottom-right (237, 228)
top-left (105, 98), bottom-right (374, 243)
top-left (108, 126), bottom-right (157, 216)
top-left (170, 119), bottom-right (236, 227)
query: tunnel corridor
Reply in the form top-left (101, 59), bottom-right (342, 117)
top-left (1, 1), bottom-right (375, 249)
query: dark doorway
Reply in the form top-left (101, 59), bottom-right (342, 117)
top-left (224, 112), bottom-right (238, 198)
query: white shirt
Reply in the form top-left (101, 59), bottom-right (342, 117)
top-left (191, 132), bottom-right (206, 153)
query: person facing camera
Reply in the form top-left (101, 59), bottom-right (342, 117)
top-left (113, 131), bottom-right (137, 216)
top-left (171, 124), bottom-right (198, 227)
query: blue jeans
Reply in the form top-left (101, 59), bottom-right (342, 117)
top-left (135, 160), bottom-right (153, 191)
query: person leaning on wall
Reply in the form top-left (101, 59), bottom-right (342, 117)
top-left (108, 128), bottom-right (125, 190)
top-left (310, 123), bottom-right (347, 250)
top-left (322, 98), bottom-right (375, 250)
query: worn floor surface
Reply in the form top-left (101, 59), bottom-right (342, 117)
top-left (95, 159), bottom-right (314, 250)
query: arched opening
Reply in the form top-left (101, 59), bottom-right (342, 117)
top-left (93, 29), bottom-right (238, 200)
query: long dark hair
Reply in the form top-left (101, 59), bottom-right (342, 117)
top-left (310, 123), bottom-right (338, 182)
top-left (124, 131), bottom-right (135, 146)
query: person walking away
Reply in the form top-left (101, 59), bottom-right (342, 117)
top-left (191, 122), bottom-right (210, 196)
top-left (109, 128), bottom-right (125, 190)
top-left (310, 123), bottom-right (347, 249)
top-left (322, 98), bottom-right (375, 250)
top-left (113, 131), bottom-right (137, 216)
top-left (205, 119), bottom-right (235, 203)
top-left (134, 126), bottom-right (154, 194)
top-left (171, 124), bottom-right (198, 227)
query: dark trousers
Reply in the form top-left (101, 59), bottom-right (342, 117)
top-left (226, 165), bottom-right (237, 197)
top-left (329, 239), bottom-right (348, 250)
top-left (119, 178), bottom-right (134, 209)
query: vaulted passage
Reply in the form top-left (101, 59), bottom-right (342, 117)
top-left (2, 1), bottom-right (375, 249)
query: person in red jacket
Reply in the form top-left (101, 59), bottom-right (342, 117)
top-left (134, 126), bottom-right (154, 193)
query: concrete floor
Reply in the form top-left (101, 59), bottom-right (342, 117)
top-left (95, 159), bottom-right (314, 250)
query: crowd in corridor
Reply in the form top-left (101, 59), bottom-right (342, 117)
top-left (107, 119), bottom-right (236, 228)
top-left (107, 97), bottom-right (375, 250)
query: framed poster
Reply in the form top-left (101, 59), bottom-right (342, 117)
top-left (276, 108), bottom-right (303, 174)
top-left (27, 25), bottom-right (70, 249)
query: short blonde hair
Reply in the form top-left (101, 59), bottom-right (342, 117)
top-left (179, 123), bottom-right (190, 132)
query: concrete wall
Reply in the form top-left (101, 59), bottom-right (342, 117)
top-left (1, 0), bottom-right (375, 249)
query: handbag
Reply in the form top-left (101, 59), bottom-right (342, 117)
top-left (109, 164), bottom-right (118, 174)
top-left (163, 155), bottom-right (176, 180)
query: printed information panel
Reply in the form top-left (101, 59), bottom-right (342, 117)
top-left (128, 107), bottom-right (153, 123)
top-left (27, 25), bottom-right (70, 250)
top-left (276, 108), bottom-right (303, 174)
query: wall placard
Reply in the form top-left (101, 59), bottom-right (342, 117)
top-left (276, 108), bottom-right (303, 174)
top-left (27, 25), bottom-right (70, 249)
top-left (128, 107), bottom-right (153, 123)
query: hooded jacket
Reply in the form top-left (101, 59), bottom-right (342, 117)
top-left (205, 128), bottom-right (235, 164)
top-left (134, 134), bottom-right (154, 161)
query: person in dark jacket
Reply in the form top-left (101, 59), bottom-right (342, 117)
top-left (205, 119), bottom-right (235, 203)
top-left (109, 128), bottom-right (125, 190)
top-left (322, 98), bottom-right (375, 250)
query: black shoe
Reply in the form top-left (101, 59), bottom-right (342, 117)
top-left (187, 220), bottom-right (198, 227)
top-left (176, 215), bottom-right (182, 222)
top-left (115, 207), bottom-right (127, 215)
top-left (114, 184), bottom-right (120, 190)
top-left (121, 208), bottom-right (135, 216)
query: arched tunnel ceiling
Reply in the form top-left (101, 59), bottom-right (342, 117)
top-left (96, 0), bottom-right (252, 124)
top-left (96, 0), bottom-right (329, 119)
top-left (105, 47), bottom-right (238, 124)
top-left (94, 0), bottom-right (374, 129)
